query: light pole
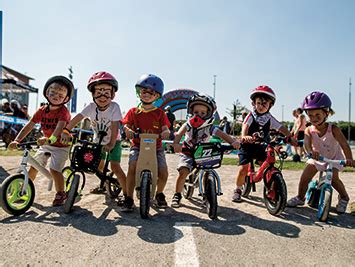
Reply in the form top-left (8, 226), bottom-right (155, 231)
top-left (348, 78), bottom-right (352, 143)
top-left (213, 75), bottom-right (216, 99)
top-left (281, 105), bottom-right (284, 122)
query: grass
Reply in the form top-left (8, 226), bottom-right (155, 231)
top-left (222, 157), bottom-right (355, 172)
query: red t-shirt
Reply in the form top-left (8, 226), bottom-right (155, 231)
top-left (121, 107), bottom-right (170, 148)
top-left (31, 105), bottom-right (71, 147)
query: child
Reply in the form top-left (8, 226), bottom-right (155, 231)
top-left (121, 74), bottom-right (170, 211)
top-left (9, 76), bottom-right (74, 206)
top-left (60, 71), bottom-right (127, 202)
top-left (171, 93), bottom-right (240, 207)
top-left (287, 91), bottom-right (354, 213)
top-left (232, 85), bottom-right (295, 202)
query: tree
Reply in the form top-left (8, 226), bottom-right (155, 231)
top-left (226, 99), bottom-right (250, 135)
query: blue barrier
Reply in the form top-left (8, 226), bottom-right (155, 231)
top-left (0, 114), bottom-right (28, 125)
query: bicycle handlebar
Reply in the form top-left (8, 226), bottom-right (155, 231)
top-left (307, 153), bottom-right (352, 167)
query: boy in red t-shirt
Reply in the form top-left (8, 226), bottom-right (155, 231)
top-left (121, 74), bottom-right (170, 211)
top-left (9, 76), bottom-right (74, 206)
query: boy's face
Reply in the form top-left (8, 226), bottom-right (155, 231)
top-left (253, 97), bottom-right (272, 114)
top-left (138, 87), bottom-right (159, 103)
top-left (46, 83), bottom-right (69, 105)
top-left (93, 83), bottom-right (113, 108)
top-left (192, 104), bottom-right (208, 119)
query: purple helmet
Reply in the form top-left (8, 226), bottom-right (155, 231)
top-left (302, 91), bottom-right (332, 110)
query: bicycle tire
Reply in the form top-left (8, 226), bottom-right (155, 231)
top-left (263, 173), bottom-right (287, 216)
top-left (105, 172), bottom-right (122, 199)
top-left (241, 175), bottom-right (252, 197)
top-left (64, 173), bottom-right (80, 214)
top-left (318, 187), bottom-right (332, 222)
top-left (139, 171), bottom-right (151, 219)
top-left (306, 180), bottom-right (319, 208)
top-left (204, 173), bottom-right (218, 219)
top-left (183, 173), bottom-right (195, 199)
top-left (0, 174), bottom-right (35, 216)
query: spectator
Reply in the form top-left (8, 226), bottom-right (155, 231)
top-left (219, 116), bottom-right (231, 134)
top-left (1, 98), bottom-right (12, 113)
top-left (164, 105), bottom-right (176, 140)
top-left (21, 104), bottom-right (30, 119)
top-left (10, 100), bottom-right (27, 119)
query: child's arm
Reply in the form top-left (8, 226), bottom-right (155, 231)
top-left (332, 125), bottom-right (354, 166)
top-left (161, 125), bottom-right (170, 140)
top-left (241, 123), bottom-right (253, 142)
top-left (172, 123), bottom-right (187, 153)
top-left (303, 126), bottom-right (318, 158)
top-left (104, 120), bottom-right (119, 152)
top-left (60, 113), bottom-right (84, 144)
top-left (215, 129), bottom-right (240, 149)
top-left (8, 121), bottom-right (35, 149)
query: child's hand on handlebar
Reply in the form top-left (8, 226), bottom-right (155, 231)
top-left (124, 127), bottom-right (135, 139)
top-left (241, 135), bottom-right (253, 143)
top-left (60, 132), bottom-right (72, 145)
top-left (231, 139), bottom-right (240, 149)
top-left (161, 129), bottom-right (170, 140)
top-left (37, 137), bottom-right (48, 146)
top-left (309, 150), bottom-right (320, 160)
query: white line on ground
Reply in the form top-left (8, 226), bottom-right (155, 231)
top-left (174, 222), bottom-right (199, 267)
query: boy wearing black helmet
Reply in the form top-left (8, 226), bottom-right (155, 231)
top-left (121, 74), bottom-right (171, 211)
top-left (61, 71), bottom-right (127, 201)
top-left (9, 76), bottom-right (74, 206)
top-left (170, 93), bottom-right (240, 207)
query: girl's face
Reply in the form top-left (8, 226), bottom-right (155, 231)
top-left (306, 109), bottom-right (327, 126)
top-left (253, 97), bottom-right (272, 114)
top-left (93, 83), bottom-right (113, 108)
top-left (138, 88), bottom-right (159, 103)
top-left (46, 83), bottom-right (68, 105)
top-left (192, 104), bottom-right (208, 119)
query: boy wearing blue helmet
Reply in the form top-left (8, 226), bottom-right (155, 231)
top-left (121, 74), bottom-right (171, 211)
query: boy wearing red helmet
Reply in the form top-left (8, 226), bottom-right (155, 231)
top-left (232, 85), bottom-right (295, 202)
top-left (121, 74), bottom-right (171, 211)
top-left (61, 71), bottom-right (127, 202)
top-left (171, 93), bottom-right (240, 208)
top-left (9, 76), bottom-right (74, 206)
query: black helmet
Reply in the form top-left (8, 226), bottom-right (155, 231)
top-left (43, 76), bottom-right (74, 105)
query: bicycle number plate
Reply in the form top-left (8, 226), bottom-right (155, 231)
top-left (193, 143), bottom-right (222, 168)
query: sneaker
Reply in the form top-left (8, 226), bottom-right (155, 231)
top-left (155, 192), bottom-right (168, 208)
top-left (287, 196), bottom-right (305, 207)
top-left (52, 191), bottom-right (67, 206)
top-left (336, 197), bottom-right (349, 214)
top-left (171, 193), bottom-right (182, 208)
top-left (117, 195), bottom-right (126, 207)
top-left (120, 196), bottom-right (135, 212)
top-left (232, 188), bottom-right (242, 203)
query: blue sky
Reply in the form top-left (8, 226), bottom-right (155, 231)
top-left (1, 0), bottom-right (354, 122)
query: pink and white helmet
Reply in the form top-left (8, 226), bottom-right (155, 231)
top-left (250, 85), bottom-right (276, 104)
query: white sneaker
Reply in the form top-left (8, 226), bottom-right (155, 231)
top-left (336, 197), bottom-right (349, 214)
top-left (287, 196), bottom-right (305, 207)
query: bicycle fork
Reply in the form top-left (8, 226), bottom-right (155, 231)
top-left (198, 170), bottom-right (222, 196)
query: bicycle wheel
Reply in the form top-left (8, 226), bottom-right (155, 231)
top-left (317, 187), bottom-right (332, 222)
top-left (204, 173), bottom-right (218, 220)
top-left (241, 175), bottom-right (252, 197)
top-left (63, 167), bottom-right (85, 197)
top-left (0, 174), bottom-right (35, 216)
top-left (263, 173), bottom-right (287, 216)
top-left (139, 171), bottom-right (152, 219)
top-left (105, 172), bottom-right (122, 199)
top-left (183, 173), bottom-right (195, 199)
top-left (64, 172), bottom-right (80, 214)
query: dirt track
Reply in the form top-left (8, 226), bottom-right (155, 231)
top-left (0, 153), bottom-right (354, 266)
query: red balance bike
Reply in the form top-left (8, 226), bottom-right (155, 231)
top-left (241, 132), bottom-right (289, 215)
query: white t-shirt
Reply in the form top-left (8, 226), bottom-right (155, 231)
top-left (80, 102), bottom-right (122, 145)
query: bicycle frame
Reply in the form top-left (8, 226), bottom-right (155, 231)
top-left (17, 145), bottom-right (53, 195)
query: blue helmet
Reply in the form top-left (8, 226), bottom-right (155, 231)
top-left (135, 74), bottom-right (164, 96)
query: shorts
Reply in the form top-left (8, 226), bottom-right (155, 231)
top-left (129, 147), bottom-right (167, 169)
top-left (100, 141), bottom-right (122, 162)
top-left (238, 144), bottom-right (266, 166)
top-left (177, 153), bottom-right (194, 172)
top-left (32, 145), bottom-right (70, 172)
top-left (296, 131), bottom-right (304, 147)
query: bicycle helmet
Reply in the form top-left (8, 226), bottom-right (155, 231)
top-left (302, 91), bottom-right (332, 110)
top-left (43, 76), bottom-right (74, 105)
top-left (135, 74), bottom-right (164, 96)
top-left (186, 93), bottom-right (217, 128)
top-left (87, 71), bottom-right (118, 93)
top-left (250, 85), bottom-right (276, 104)
top-left (1, 98), bottom-right (9, 105)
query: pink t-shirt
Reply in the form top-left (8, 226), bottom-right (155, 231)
top-left (306, 124), bottom-right (344, 171)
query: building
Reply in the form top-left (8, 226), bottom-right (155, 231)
top-left (0, 65), bottom-right (38, 107)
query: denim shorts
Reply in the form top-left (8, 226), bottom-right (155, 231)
top-left (128, 147), bottom-right (167, 169)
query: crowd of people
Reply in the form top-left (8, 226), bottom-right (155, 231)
top-left (4, 71), bottom-right (354, 215)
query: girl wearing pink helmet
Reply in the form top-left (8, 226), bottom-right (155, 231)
top-left (287, 91), bottom-right (354, 213)
top-left (232, 85), bottom-right (296, 203)
top-left (61, 71), bottom-right (127, 200)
